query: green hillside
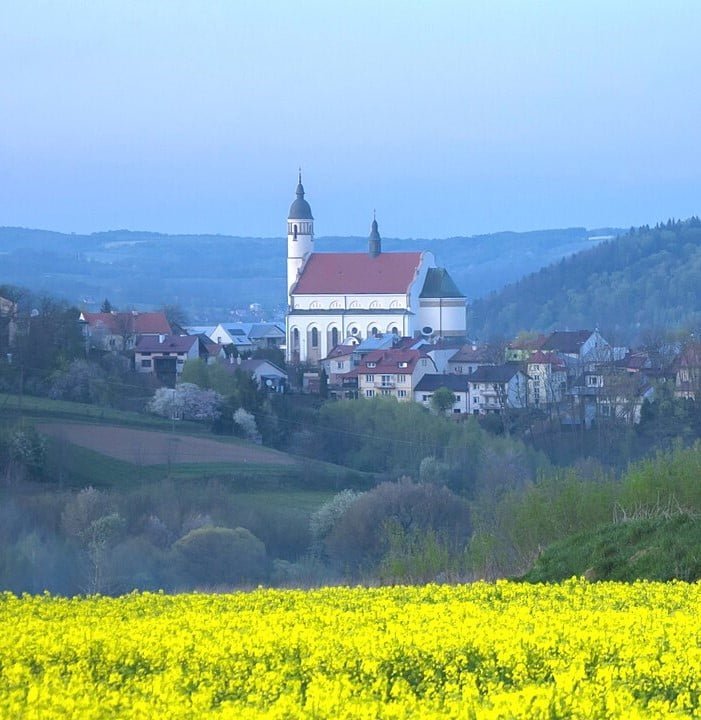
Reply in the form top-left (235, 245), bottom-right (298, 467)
top-left (522, 513), bottom-right (701, 583)
top-left (470, 218), bottom-right (701, 342)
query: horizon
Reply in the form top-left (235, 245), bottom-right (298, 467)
top-left (1, 2), bottom-right (700, 239)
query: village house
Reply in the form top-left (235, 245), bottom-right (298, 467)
top-left (414, 374), bottom-right (470, 414)
top-left (351, 348), bottom-right (437, 402)
top-left (205, 322), bottom-right (285, 352)
top-left (467, 364), bottom-right (529, 415)
top-left (0, 295), bottom-right (17, 355)
top-left (135, 334), bottom-right (225, 387)
top-left (234, 357), bottom-right (288, 393)
top-left (526, 351), bottom-right (568, 408)
top-left (80, 311), bottom-right (172, 352)
top-left (674, 344), bottom-right (701, 400)
top-left (447, 343), bottom-right (496, 375)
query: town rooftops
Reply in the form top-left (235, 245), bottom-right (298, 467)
top-left (80, 311), bottom-right (172, 336)
top-left (414, 374), bottom-right (469, 392)
top-left (291, 251), bottom-right (424, 295)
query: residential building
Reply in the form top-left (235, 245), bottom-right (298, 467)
top-left (447, 343), bottom-right (496, 375)
top-left (414, 374), bottom-right (470, 414)
top-left (674, 344), bottom-right (701, 400)
top-left (134, 334), bottom-right (219, 387)
top-left (80, 311), bottom-right (171, 352)
top-left (526, 351), bottom-right (568, 407)
top-left (0, 295), bottom-right (17, 355)
top-left (235, 358), bottom-right (288, 392)
top-left (352, 348), bottom-right (436, 402)
top-left (467, 364), bottom-right (529, 415)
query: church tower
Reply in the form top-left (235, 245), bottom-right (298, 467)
top-left (287, 170), bottom-right (314, 300)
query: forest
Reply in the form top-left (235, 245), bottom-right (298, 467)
top-left (471, 218), bottom-right (701, 342)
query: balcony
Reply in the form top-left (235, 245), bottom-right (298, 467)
top-left (375, 380), bottom-right (396, 389)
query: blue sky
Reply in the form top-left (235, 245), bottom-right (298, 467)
top-left (1, 1), bottom-right (700, 238)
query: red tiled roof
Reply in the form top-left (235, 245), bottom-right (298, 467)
top-left (357, 348), bottom-right (426, 375)
top-left (81, 311), bottom-right (171, 335)
top-left (527, 350), bottom-right (566, 369)
top-left (292, 252), bottom-right (423, 294)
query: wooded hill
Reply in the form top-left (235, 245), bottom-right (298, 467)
top-left (0, 225), bottom-right (615, 320)
top-left (470, 218), bottom-right (701, 343)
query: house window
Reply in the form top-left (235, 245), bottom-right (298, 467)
top-left (367, 362), bottom-right (377, 368)
top-left (331, 327), bottom-right (339, 348)
top-left (473, 397), bottom-right (478, 403)
top-left (311, 327), bottom-right (319, 348)
top-left (365, 389), bottom-right (374, 398)
top-left (454, 395), bottom-right (460, 402)
top-left (453, 408), bottom-right (461, 414)
top-left (397, 374), bottom-right (406, 383)
top-left (366, 374), bottom-right (375, 382)
top-left (381, 389), bottom-right (391, 396)
top-left (398, 361), bottom-right (408, 368)
top-left (337, 362), bottom-right (343, 369)
top-left (587, 375), bottom-right (600, 387)
top-left (398, 390), bottom-right (407, 398)
top-left (141, 359), bottom-right (152, 368)
top-left (422, 394), bottom-right (431, 402)
top-left (381, 375), bottom-right (392, 386)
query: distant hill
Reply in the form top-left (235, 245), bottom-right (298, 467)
top-left (470, 218), bottom-right (701, 342)
top-left (0, 225), bottom-right (617, 321)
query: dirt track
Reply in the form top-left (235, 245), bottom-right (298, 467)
top-left (36, 423), bottom-right (296, 467)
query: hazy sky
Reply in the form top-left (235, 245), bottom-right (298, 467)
top-left (1, 1), bottom-right (700, 238)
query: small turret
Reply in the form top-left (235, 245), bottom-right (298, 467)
top-left (368, 210), bottom-right (381, 258)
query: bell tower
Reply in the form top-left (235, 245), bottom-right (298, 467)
top-left (287, 170), bottom-right (314, 300)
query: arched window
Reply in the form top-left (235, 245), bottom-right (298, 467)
top-left (311, 327), bottom-right (319, 348)
top-left (291, 328), bottom-right (300, 350)
top-left (369, 325), bottom-right (379, 337)
top-left (331, 327), bottom-right (339, 348)
top-left (389, 326), bottom-right (399, 336)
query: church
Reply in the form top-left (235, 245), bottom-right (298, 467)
top-left (285, 173), bottom-right (467, 364)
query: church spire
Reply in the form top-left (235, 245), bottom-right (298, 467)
top-left (368, 210), bottom-right (381, 258)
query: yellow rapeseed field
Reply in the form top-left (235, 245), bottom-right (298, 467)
top-left (1, 579), bottom-right (701, 718)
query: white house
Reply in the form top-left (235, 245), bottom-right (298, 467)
top-left (284, 173), bottom-right (467, 364)
top-left (467, 364), bottom-right (529, 415)
top-left (526, 351), bottom-right (568, 407)
top-left (414, 374), bottom-right (470, 414)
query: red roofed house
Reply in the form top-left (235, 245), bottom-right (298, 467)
top-left (79, 311), bottom-right (172, 351)
top-left (352, 348), bottom-right (437, 402)
top-left (285, 173), bottom-right (467, 364)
